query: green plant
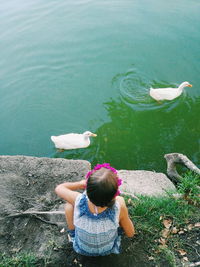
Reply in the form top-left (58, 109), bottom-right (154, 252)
top-left (124, 181), bottom-right (200, 266)
top-left (0, 252), bottom-right (37, 267)
top-left (43, 238), bottom-right (60, 267)
top-left (158, 247), bottom-right (177, 267)
top-left (127, 195), bottom-right (196, 233)
top-left (178, 171), bottom-right (200, 206)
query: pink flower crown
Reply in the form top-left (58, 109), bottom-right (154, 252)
top-left (85, 163), bottom-right (122, 197)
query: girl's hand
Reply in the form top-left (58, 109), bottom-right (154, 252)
top-left (79, 179), bottom-right (87, 189)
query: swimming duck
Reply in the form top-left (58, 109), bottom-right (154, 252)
top-left (51, 131), bottom-right (97, 150)
top-left (149, 81), bottom-right (192, 101)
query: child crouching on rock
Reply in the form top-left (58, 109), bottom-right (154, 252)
top-left (55, 163), bottom-right (135, 256)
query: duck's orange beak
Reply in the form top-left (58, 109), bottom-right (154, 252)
top-left (187, 84), bottom-right (192, 87)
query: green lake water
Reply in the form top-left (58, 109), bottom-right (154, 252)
top-left (0, 0), bottom-right (199, 172)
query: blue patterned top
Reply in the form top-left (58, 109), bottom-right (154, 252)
top-left (73, 192), bottom-right (121, 256)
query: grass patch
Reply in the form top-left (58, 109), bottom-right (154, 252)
top-left (0, 252), bottom-right (38, 267)
top-left (127, 196), bottom-right (196, 233)
top-left (178, 171), bottom-right (200, 206)
top-left (157, 247), bottom-right (177, 267)
top-left (124, 171), bottom-right (200, 266)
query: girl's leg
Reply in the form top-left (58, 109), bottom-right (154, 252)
top-left (65, 202), bottom-right (75, 230)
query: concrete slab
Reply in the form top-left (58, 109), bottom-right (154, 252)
top-left (119, 170), bottom-right (176, 197)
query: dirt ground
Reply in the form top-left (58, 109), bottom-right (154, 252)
top-left (0, 214), bottom-right (155, 267)
top-left (1, 214), bottom-right (199, 267)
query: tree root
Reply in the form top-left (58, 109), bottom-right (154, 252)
top-left (164, 153), bottom-right (200, 183)
top-left (3, 210), bottom-right (65, 226)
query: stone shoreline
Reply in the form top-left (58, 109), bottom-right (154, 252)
top-left (0, 155), bottom-right (176, 198)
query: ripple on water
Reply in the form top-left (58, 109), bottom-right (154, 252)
top-left (114, 68), bottom-right (190, 112)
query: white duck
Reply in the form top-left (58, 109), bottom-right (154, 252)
top-left (149, 81), bottom-right (192, 101)
top-left (51, 131), bottom-right (97, 150)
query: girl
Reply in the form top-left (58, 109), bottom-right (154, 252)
top-left (55, 163), bottom-right (135, 256)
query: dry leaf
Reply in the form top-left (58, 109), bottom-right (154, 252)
top-left (159, 237), bottom-right (167, 245)
top-left (159, 215), bottom-right (163, 221)
top-left (187, 224), bottom-right (193, 230)
top-left (67, 234), bottom-right (72, 242)
top-left (163, 219), bottom-right (172, 229)
top-left (148, 256), bottom-right (154, 260)
top-left (177, 249), bottom-right (187, 256)
top-left (171, 227), bottom-right (179, 234)
top-left (183, 257), bottom-right (188, 262)
top-left (60, 228), bottom-right (65, 233)
top-left (161, 228), bottom-right (170, 238)
top-left (194, 222), bottom-right (200, 228)
top-left (178, 230), bottom-right (184, 235)
top-left (127, 198), bottom-right (132, 204)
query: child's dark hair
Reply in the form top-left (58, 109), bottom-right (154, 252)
top-left (86, 167), bottom-right (118, 207)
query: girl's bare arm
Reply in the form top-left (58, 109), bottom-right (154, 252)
top-left (55, 180), bottom-right (86, 205)
top-left (117, 196), bottom-right (135, 237)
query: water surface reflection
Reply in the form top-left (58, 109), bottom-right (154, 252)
top-left (57, 96), bottom-right (199, 172)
